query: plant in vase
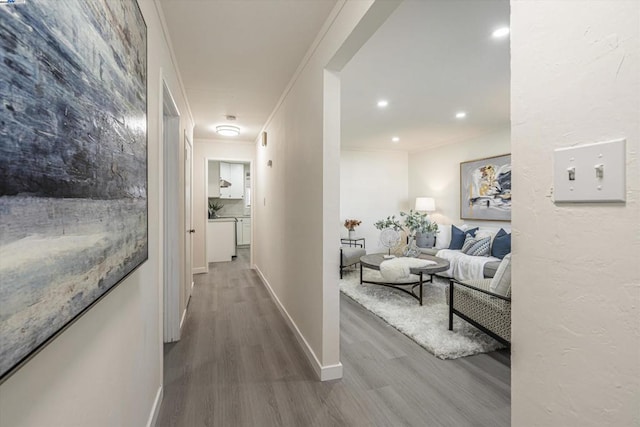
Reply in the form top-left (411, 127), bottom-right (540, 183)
top-left (343, 219), bottom-right (362, 239)
top-left (400, 210), bottom-right (439, 248)
top-left (208, 200), bottom-right (224, 219)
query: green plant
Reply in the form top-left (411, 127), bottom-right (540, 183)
top-left (209, 200), bottom-right (224, 211)
top-left (400, 210), bottom-right (439, 234)
top-left (374, 215), bottom-right (402, 231)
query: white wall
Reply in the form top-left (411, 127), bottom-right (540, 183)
top-left (0, 1), bottom-right (194, 425)
top-left (340, 149), bottom-right (409, 253)
top-left (193, 138), bottom-right (255, 272)
top-left (408, 129), bottom-right (511, 230)
top-left (253, 0), bottom-right (401, 379)
top-left (511, 2), bottom-right (639, 426)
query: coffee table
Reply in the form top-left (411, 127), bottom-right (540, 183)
top-left (359, 254), bottom-right (450, 305)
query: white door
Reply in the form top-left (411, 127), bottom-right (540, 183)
top-left (184, 134), bottom-right (193, 309)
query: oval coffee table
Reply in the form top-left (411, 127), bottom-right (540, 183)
top-left (359, 254), bottom-right (450, 306)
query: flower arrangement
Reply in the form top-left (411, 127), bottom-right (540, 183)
top-left (400, 210), bottom-right (439, 235)
top-left (208, 200), bottom-right (224, 218)
top-left (374, 215), bottom-right (403, 231)
top-left (343, 219), bottom-right (362, 231)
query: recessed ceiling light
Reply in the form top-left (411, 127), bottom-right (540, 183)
top-left (392, 137), bottom-right (400, 143)
top-left (455, 112), bottom-right (467, 119)
top-left (492, 27), bottom-right (510, 38)
top-left (216, 125), bottom-right (240, 136)
top-left (377, 100), bottom-right (389, 108)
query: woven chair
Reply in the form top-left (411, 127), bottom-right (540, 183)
top-left (447, 253), bottom-right (511, 346)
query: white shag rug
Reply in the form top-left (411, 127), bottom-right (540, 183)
top-left (340, 270), bottom-right (504, 359)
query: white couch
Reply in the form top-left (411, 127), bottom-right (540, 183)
top-left (419, 224), bottom-right (511, 280)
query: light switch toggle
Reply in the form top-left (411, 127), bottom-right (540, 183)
top-left (595, 164), bottom-right (604, 179)
top-left (567, 166), bottom-right (576, 181)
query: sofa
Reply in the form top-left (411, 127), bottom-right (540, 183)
top-left (419, 224), bottom-right (511, 280)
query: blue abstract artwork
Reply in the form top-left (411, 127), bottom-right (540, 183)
top-left (0, 0), bottom-right (147, 381)
top-left (460, 154), bottom-right (511, 221)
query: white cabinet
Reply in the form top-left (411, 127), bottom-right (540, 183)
top-left (208, 160), bottom-right (220, 198)
top-left (207, 220), bottom-right (236, 262)
top-left (219, 162), bottom-right (244, 199)
top-left (236, 217), bottom-right (251, 245)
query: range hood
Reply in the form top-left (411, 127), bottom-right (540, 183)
top-left (219, 179), bottom-right (232, 188)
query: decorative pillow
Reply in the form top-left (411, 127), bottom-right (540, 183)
top-left (448, 225), bottom-right (478, 250)
top-left (491, 228), bottom-right (511, 259)
top-left (490, 253), bottom-right (512, 296)
top-left (434, 224), bottom-right (451, 249)
top-left (461, 234), bottom-right (491, 257)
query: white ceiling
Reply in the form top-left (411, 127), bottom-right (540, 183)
top-left (159, 0), bottom-right (509, 151)
top-left (341, 0), bottom-right (510, 152)
top-left (159, 0), bottom-right (338, 141)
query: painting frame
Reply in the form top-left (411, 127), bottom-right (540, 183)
top-left (0, 0), bottom-right (148, 383)
top-left (460, 153), bottom-right (512, 222)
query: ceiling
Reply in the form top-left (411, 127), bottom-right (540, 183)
top-left (159, 0), bottom-right (509, 151)
top-left (341, 0), bottom-right (510, 152)
top-left (159, 0), bottom-right (338, 141)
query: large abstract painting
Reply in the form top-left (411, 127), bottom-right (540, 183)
top-left (0, 0), bottom-right (147, 382)
top-left (460, 154), bottom-right (511, 221)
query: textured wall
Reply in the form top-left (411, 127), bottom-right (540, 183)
top-left (511, 1), bottom-right (640, 426)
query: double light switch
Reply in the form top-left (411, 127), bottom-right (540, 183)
top-left (553, 139), bottom-right (626, 202)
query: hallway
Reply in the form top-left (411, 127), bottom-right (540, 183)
top-left (157, 250), bottom-right (510, 426)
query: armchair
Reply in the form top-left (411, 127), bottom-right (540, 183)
top-left (447, 254), bottom-right (511, 346)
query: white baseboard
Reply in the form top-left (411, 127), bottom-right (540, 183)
top-left (147, 385), bottom-right (163, 427)
top-left (193, 267), bottom-right (207, 275)
top-left (254, 266), bottom-right (342, 381)
top-left (180, 306), bottom-right (187, 329)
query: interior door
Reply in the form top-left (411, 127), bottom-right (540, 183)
top-left (184, 133), bottom-right (193, 309)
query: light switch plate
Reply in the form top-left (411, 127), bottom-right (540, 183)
top-left (553, 139), bottom-right (626, 203)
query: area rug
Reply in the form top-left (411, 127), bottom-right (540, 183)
top-left (339, 270), bottom-right (504, 359)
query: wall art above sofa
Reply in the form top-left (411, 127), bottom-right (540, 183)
top-left (460, 153), bottom-right (511, 221)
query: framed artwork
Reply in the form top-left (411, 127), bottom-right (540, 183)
top-left (0, 0), bottom-right (147, 382)
top-left (460, 154), bottom-right (511, 221)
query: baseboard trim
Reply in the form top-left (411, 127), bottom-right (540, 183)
top-left (147, 385), bottom-right (163, 427)
top-left (180, 306), bottom-right (187, 329)
top-left (193, 267), bottom-right (207, 275)
top-left (255, 266), bottom-right (341, 381)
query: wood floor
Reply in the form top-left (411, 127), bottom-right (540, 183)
top-left (156, 249), bottom-right (510, 426)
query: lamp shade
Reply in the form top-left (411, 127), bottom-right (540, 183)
top-left (415, 197), bottom-right (435, 212)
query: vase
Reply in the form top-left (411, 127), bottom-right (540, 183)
top-left (348, 229), bottom-right (355, 239)
top-left (403, 237), bottom-right (420, 257)
top-left (415, 232), bottom-right (435, 248)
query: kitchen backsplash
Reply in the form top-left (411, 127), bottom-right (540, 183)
top-left (210, 198), bottom-right (250, 217)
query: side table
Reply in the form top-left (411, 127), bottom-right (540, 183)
top-left (341, 237), bottom-right (365, 248)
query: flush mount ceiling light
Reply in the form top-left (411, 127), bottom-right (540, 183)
top-left (377, 100), bottom-right (389, 108)
top-left (216, 125), bottom-right (240, 136)
top-left (455, 111), bottom-right (467, 119)
top-left (492, 27), bottom-right (510, 38)
top-left (392, 137), bottom-right (400, 143)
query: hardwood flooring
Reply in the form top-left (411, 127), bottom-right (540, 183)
top-left (156, 249), bottom-right (510, 426)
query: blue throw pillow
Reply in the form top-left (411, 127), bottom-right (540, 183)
top-left (491, 228), bottom-right (511, 259)
top-left (448, 225), bottom-right (478, 250)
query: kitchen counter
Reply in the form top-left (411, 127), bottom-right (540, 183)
top-left (208, 217), bottom-right (237, 222)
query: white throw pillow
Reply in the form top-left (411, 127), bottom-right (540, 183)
top-left (435, 225), bottom-right (451, 249)
top-left (489, 253), bottom-right (512, 296)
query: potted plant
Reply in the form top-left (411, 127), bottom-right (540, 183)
top-left (400, 210), bottom-right (439, 248)
top-left (343, 218), bottom-right (362, 239)
top-left (208, 200), bottom-right (224, 219)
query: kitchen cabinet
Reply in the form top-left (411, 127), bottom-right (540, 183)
top-left (236, 217), bottom-right (251, 245)
top-left (208, 160), bottom-right (220, 197)
top-left (219, 162), bottom-right (244, 199)
top-left (207, 219), bottom-right (236, 262)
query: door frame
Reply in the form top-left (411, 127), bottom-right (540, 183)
top-left (162, 80), bottom-right (181, 343)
